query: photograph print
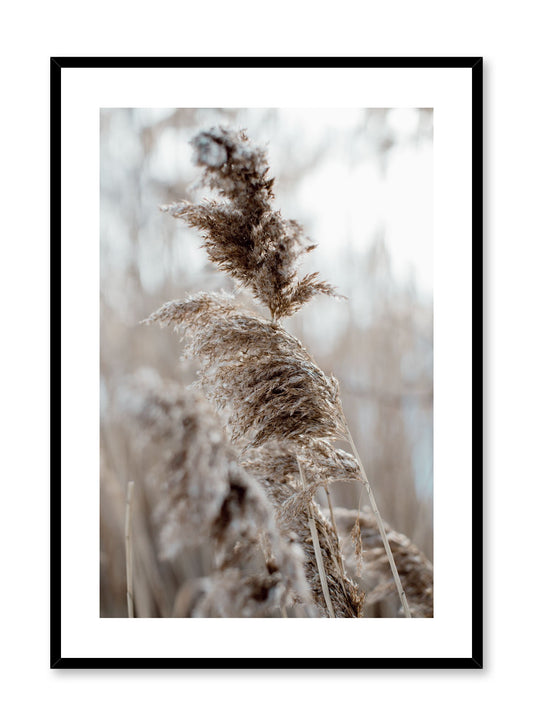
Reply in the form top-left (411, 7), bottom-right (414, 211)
top-left (99, 106), bottom-right (434, 621)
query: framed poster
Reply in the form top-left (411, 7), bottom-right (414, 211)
top-left (51, 56), bottom-right (482, 667)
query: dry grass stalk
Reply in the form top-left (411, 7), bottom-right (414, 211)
top-left (298, 459), bottom-right (335, 618)
top-left (160, 127), bottom-right (339, 320)
top-left (123, 371), bottom-right (311, 616)
top-left (147, 125), bottom-right (412, 618)
top-left (125, 480), bottom-right (135, 617)
top-left (324, 484), bottom-right (340, 543)
top-left (307, 512), bottom-right (335, 618)
top-left (333, 507), bottom-right (433, 618)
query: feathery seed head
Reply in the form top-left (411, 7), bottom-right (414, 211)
top-left (123, 372), bottom-right (311, 613)
top-left (146, 292), bottom-right (347, 449)
top-left (161, 126), bottom-right (341, 319)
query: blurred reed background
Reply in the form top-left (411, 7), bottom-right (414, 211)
top-left (100, 108), bottom-right (433, 617)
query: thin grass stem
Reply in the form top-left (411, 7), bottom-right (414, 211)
top-left (324, 484), bottom-right (339, 541)
top-left (307, 512), bottom-right (335, 618)
top-left (324, 483), bottom-right (346, 573)
top-left (125, 480), bottom-right (135, 618)
top-left (298, 460), bottom-right (335, 618)
top-left (342, 419), bottom-right (412, 618)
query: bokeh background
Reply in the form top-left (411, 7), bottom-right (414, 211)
top-left (100, 108), bottom-right (433, 617)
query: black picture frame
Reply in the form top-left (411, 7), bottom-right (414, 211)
top-left (51, 56), bottom-right (483, 669)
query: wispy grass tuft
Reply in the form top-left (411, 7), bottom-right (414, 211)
top-left (124, 371), bottom-right (311, 616)
top-left (145, 293), bottom-right (346, 449)
top-left (334, 507), bottom-right (433, 618)
top-left (160, 127), bottom-right (340, 321)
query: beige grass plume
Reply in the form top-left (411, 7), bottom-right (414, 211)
top-left (148, 126), bottom-right (412, 617)
top-left (124, 371), bottom-right (311, 616)
top-left (145, 298), bottom-right (365, 616)
top-left (145, 293), bottom-right (346, 449)
top-left (333, 507), bottom-right (433, 618)
top-left (244, 443), bottom-right (364, 617)
top-left (160, 127), bottom-right (338, 320)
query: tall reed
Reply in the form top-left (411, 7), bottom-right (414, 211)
top-left (148, 126), bottom-right (411, 617)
